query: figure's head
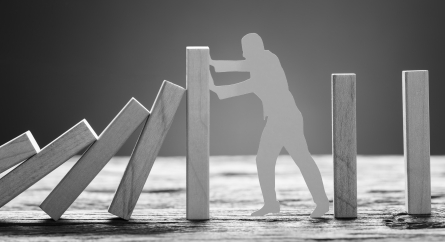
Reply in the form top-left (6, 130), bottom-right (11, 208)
top-left (241, 33), bottom-right (264, 58)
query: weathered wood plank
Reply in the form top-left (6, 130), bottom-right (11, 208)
top-left (0, 120), bottom-right (97, 208)
top-left (331, 73), bottom-right (357, 218)
top-left (1, 207), bottom-right (445, 241)
top-left (40, 98), bottom-right (149, 221)
top-left (1, 156), bottom-right (445, 240)
top-left (403, 70), bottom-right (430, 215)
top-left (186, 47), bottom-right (210, 220)
top-left (0, 131), bottom-right (40, 174)
top-left (108, 81), bottom-right (185, 220)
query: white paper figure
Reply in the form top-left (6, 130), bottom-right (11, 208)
top-left (209, 33), bottom-right (329, 217)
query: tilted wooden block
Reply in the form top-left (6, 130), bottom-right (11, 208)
top-left (403, 70), bottom-right (430, 215)
top-left (0, 120), bottom-right (97, 208)
top-left (40, 98), bottom-right (149, 221)
top-left (186, 47), bottom-right (210, 220)
top-left (108, 81), bottom-right (185, 220)
top-left (0, 131), bottom-right (40, 174)
top-left (332, 73), bottom-right (357, 219)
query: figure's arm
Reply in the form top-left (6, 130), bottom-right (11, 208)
top-left (209, 71), bottom-right (254, 100)
top-left (210, 59), bottom-right (249, 72)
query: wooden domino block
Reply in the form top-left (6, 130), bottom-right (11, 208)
top-left (0, 120), bottom-right (97, 208)
top-left (0, 131), bottom-right (40, 174)
top-left (40, 98), bottom-right (149, 221)
top-left (108, 81), bottom-right (185, 220)
top-left (186, 47), bottom-right (210, 220)
top-left (403, 70), bottom-right (430, 215)
top-left (332, 73), bottom-right (357, 218)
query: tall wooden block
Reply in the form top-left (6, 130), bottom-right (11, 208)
top-left (332, 73), bottom-right (357, 218)
top-left (0, 120), bottom-right (97, 208)
top-left (0, 131), bottom-right (40, 174)
top-left (40, 98), bottom-right (149, 221)
top-left (108, 81), bottom-right (185, 220)
top-left (186, 47), bottom-right (209, 220)
top-left (403, 70), bottom-right (430, 215)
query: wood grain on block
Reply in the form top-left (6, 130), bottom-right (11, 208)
top-left (332, 73), bottom-right (357, 218)
top-left (40, 98), bottom-right (149, 221)
top-left (0, 120), bottom-right (97, 208)
top-left (403, 70), bottom-right (430, 215)
top-left (108, 81), bottom-right (185, 220)
top-left (186, 47), bottom-right (210, 220)
top-left (0, 131), bottom-right (40, 174)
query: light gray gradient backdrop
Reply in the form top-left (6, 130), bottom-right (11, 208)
top-left (2, 0), bottom-right (444, 156)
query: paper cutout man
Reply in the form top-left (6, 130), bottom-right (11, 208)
top-left (209, 33), bottom-right (329, 217)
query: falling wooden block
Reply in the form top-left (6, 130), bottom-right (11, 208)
top-left (0, 131), bottom-right (40, 174)
top-left (403, 70), bottom-right (430, 215)
top-left (332, 73), bottom-right (357, 219)
top-left (0, 120), bottom-right (97, 208)
top-left (39, 98), bottom-right (149, 221)
top-left (186, 47), bottom-right (210, 220)
top-left (108, 81), bottom-right (185, 220)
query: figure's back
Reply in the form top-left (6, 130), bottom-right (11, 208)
top-left (249, 51), bottom-right (298, 118)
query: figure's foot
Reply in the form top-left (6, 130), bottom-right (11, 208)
top-left (251, 201), bottom-right (280, 216)
top-left (310, 201), bottom-right (329, 218)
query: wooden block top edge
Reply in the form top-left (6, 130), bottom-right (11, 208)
top-left (128, 98), bottom-right (150, 114)
top-left (402, 70), bottom-right (428, 83)
top-left (82, 120), bottom-right (99, 140)
top-left (150, 81), bottom-right (185, 112)
top-left (97, 98), bottom-right (150, 138)
top-left (187, 46), bottom-right (209, 50)
top-left (332, 73), bottom-right (356, 76)
top-left (162, 80), bottom-right (185, 91)
top-left (0, 132), bottom-right (33, 150)
top-left (25, 131), bottom-right (41, 153)
top-left (40, 119), bottom-right (97, 150)
top-left (331, 74), bottom-right (356, 84)
top-left (403, 70), bottom-right (428, 74)
top-left (104, 98), bottom-right (150, 128)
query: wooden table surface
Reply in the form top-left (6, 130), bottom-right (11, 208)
top-left (0, 155), bottom-right (445, 241)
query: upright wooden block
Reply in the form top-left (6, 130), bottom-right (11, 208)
top-left (0, 120), bottom-right (97, 208)
top-left (332, 73), bottom-right (357, 218)
top-left (40, 98), bottom-right (149, 221)
top-left (186, 47), bottom-right (210, 220)
top-left (403, 70), bottom-right (430, 215)
top-left (108, 81), bottom-right (185, 220)
top-left (0, 131), bottom-right (40, 174)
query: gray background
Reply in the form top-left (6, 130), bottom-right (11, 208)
top-left (2, 0), bottom-right (444, 156)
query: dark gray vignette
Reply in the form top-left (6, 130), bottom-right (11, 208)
top-left (1, 0), bottom-right (444, 156)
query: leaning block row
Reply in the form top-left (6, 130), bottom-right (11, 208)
top-left (0, 131), bottom-right (40, 174)
top-left (0, 120), bottom-right (98, 208)
top-left (0, 80), bottom-right (185, 221)
top-left (40, 98), bottom-right (150, 221)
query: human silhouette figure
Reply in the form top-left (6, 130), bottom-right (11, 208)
top-left (209, 33), bottom-right (329, 217)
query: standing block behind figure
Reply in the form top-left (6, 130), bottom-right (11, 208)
top-left (209, 33), bottom-right (329, 218)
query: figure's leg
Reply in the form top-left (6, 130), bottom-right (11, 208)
top-left (285, 138), bottom-right (329, 218)
top-left (251, 123), bottom-right (283, 216)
